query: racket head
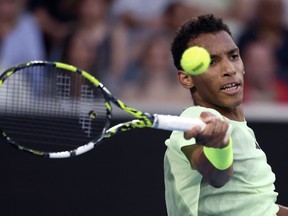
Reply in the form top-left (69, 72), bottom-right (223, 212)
top-left (0, 61), bottom-right (112, 158)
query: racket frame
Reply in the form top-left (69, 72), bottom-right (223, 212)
top-left (0, 61), bottom-right (157, 158)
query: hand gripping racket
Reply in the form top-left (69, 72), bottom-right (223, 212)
top-left (0, 61), bottom-right (205, 158)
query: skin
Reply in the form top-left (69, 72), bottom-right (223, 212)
top-left (178, 30), bottom-right (288, 215)
top-left (178, 31), bottom-right (243, 187)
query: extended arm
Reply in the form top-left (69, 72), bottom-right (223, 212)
top-left (182, 112), bottom-right (233, 188)
top-left (278, 205), bottom-right (288, 216)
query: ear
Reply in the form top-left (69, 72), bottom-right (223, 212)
top-left (177, 71), bottom-right (195, 89)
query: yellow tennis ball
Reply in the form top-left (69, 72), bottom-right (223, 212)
top-left (180, 46), bottom-right (211, 75)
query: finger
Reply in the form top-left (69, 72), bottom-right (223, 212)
top-left (199, 119), bottom-right (227, 146)
top-left (184, 125), bottom-right (202, 139)
top-left (222, 120), bottom-right (230, 144)
top-left (201, 114), bottom-right (220, 125)
top-left (200, 112), bottom-right (211, 123)
top-left (200, 116), bottom-right (217, 136)
top-left (200, 111), bottom-right (214, 119)
top-left (211, 118), bottom-right (226, 135)
top-left (211, 120), bottom-right (230, 146)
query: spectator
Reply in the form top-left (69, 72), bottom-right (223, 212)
top-left (120, 33), bottom-right (190, 104)
top-left (242, 41), bottom-right (288, 103)
top-left (62, 0), bottom-right (128, 95)
top-left (62, 33), bottom-right (97, 73)
top-left (222, 0), bottom-right (259, 41)
top-left (0, 0), bottom-right (45, 70)
top-left (29, 0), bottom-right (76, 61)
top-left (110, 0), bottom-right (176, 86)
top-left (237, 0), bottom-right (288, 83)
top-left (111, 0), bottom-right (174, 31)
top-left (183, 0), bottom-right (259, 41)
top-left (162, 1), bottom-right (192, 41)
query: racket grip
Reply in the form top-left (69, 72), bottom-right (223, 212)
top-left (153, 114), bottom-right (206, 131)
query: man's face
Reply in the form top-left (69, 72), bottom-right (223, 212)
top-left (188, 31), bottom-right (244, 110)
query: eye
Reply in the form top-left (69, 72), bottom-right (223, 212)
top-left (210, 58), bottom-right (217, 66)
top-left (231, 54), bottom-right (240, 60)
top-left (229, 49), bottom-right (240, 60)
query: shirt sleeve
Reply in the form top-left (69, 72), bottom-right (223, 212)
top-left (165, 106), bottom-right (224, 161)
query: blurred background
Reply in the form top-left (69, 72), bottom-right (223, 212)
top-left (0, 0), bottom-right (287, 215)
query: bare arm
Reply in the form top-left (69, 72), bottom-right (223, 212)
top-left (278, 205), bottom-right (288, 216)
top-left (182, 112), bottom-right (233, 188)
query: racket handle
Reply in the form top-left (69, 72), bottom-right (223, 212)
top-left (153, 114), bottom-right (206, 131)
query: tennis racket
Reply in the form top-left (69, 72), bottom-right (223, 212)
top-left (0, 61), bottom-right (205, 158)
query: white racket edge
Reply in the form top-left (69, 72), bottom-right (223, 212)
top-left (153, 114), bottom-right (206, 131)
top-left (48, 115), bottom-right (206, 159)
top-left (49, 142), bottom-right (95, 158)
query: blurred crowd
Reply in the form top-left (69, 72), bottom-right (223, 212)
top-left (0, 0), bottom-right (288, 107)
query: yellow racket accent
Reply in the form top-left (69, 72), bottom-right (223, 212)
top-left (56, 62), bottom-right (77, 72)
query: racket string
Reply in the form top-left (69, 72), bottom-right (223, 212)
top-left (0, 64), bottom-right (110, 152)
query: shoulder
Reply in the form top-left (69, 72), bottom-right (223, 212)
top-left (181, 106), bottom-right (223, 119)
top-left (165, 106), bottom-right (223, 157)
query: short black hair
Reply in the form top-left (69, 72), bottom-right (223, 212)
top-left (171, 14), bottom-right (232, 70)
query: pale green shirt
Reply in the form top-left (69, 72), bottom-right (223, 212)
top-left (164, 106), bottom-right (279, 216)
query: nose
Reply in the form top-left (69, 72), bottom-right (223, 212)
top-left (221, 58), bottom-right (236, 76)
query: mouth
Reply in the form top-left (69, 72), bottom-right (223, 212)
top-left (220, 82), bottom-right (242, 94)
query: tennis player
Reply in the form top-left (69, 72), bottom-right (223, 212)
top-left (164, 14), bottom-right (288, 216)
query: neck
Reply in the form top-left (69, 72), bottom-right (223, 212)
top-left (218, 105), bottom-right (245, 122)
top-left (193, 101), bottom-right (245, 122)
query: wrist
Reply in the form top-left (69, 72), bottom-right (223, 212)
top-left (203, 137), bottom-right (233, 170)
